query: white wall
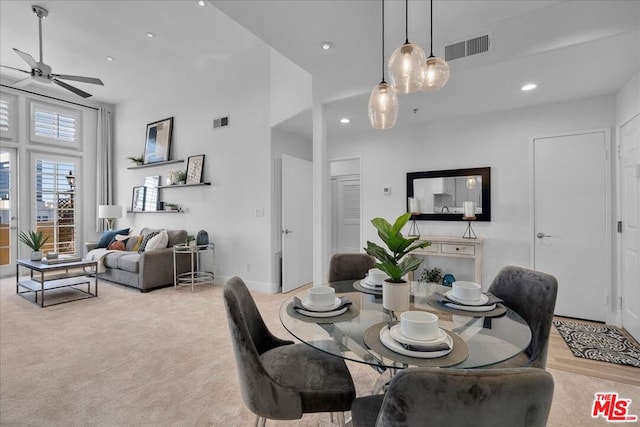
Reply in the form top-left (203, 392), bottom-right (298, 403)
top-left (616, 71), bottom-right (640, 126)
top-left (113, 18), bottom-right (276, 292)
top-left (328, 94), bottom-right (616, 285)
top-left (270, 49), bottom-right (312, 127)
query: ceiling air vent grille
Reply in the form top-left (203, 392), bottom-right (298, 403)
top-left (213, 115), bottom-right (229, 129)
top-left (445, 34), bottom-right (491, 61)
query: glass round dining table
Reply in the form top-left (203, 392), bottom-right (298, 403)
top-left (279, 281), bottom-right (531, 370)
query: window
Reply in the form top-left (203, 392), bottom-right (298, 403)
top-left (30, 100), bottom-right (82, 149)
top-left (34, 158), bottom-right (77, 254)
top-left (0, 93), bottom-right (17, 141)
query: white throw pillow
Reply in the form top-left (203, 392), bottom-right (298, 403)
top-left (144, 229), bottom-right (168, 251)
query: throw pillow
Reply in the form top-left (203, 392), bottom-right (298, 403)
top-left (144, 229), bottom-right (169, 251)
top-left (96, 228), bottom-right (130, 249)
top-left (107, 240), bottom-right (126, 251)
top-left (130, 235), bottom-right (144, 252)
top-left (138, 231), bottom-right (160, 253)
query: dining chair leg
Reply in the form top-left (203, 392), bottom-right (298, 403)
top-left (336, 412), bottom-right (346, 427)
top-left (330, 412), bottom-right (334, 423)
top-left (255, 415), bottom-right (266, 427)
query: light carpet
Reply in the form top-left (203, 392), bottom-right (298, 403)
top-left (1, 277), bottom-right (638, 426)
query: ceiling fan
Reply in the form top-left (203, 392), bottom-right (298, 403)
top-left (1, 5), bottom-right (104, 98)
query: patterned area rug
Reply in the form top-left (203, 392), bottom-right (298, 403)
top-left (553, 320), bottom-right (640, 368)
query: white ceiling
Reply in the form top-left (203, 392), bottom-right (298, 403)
top-left (1, 1), bottom-right (639, 138)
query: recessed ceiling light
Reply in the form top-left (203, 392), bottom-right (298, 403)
top-left (198, 0), bottom-right (206, 6)
top-left (320, 41), bottom-right (334, 51)
top-left (521, 83), bottom-right (537, 92)
top-left (146, 32), bottom-right (155, 38)
top-left (340, 117), bottom-right (351, 124)
top-left (106, 56), bottom-right (114, 61)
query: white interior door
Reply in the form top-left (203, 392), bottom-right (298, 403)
top-left (0, 148), bottom-right (17, 277)
top-left (282, 154), bottom-right (313, 293)
top-left (332, 176), bottom-right (360, 254)
top-left (620, 114), bottom-right (640, 341)
top-left (533, 130), bottom-right (609, 321)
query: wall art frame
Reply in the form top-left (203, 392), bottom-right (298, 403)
top-left (186, 154), bottom-right (205, 184)
top-left (143, 117), bottom-right (174, 164)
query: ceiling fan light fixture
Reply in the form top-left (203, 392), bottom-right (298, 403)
top-left (421, 55), bottom-right (449, 92)
top-left (368, 81), bottom-right (398, 130)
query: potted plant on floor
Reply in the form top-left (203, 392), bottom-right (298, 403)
top-left (18, 230), bottom-right (50, 261)
top-left (364, 212), bottom-right (431, 312)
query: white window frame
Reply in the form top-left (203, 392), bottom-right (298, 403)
top-left (30, 152), bottom-right (82, 255)
top-left (29, 100), bottom-right (82, 150)
top-left (0, 92), bottom-right (17, 142)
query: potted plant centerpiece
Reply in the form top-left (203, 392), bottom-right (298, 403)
top-left (364, 212), bottom-right (431, 312)
top-left (18, 230), bottom-right (50, 261)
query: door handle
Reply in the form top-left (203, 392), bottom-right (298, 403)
top-left (536, 232), bottom-right (551, 239)
top-left (282, 229), bottom-right (293, 235)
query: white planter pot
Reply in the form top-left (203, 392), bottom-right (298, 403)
top-left (382, 280), bottom-right (410, 312)
top-left (30, 250), bottom-right (43, 261)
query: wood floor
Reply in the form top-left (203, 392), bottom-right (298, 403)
top-left (547, 316), bottom-right (640, 386)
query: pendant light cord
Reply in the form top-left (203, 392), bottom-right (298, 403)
top-left (430, 0), bottom-right (434, 56)
top-left (404, 0), bottom-right (409, 44)
top-left (381, 0), bottom-right (385, 82)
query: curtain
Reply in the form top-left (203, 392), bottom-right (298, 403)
top-left (95, 108), bottom-right (113, 232)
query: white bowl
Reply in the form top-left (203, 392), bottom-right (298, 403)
top-left (367, 268), bottom-right (387, 285)
top-left (307, 286), bottom-right (336, 307)
top-left (452, 281), bottom-right (482, 302)
top-left (400, 311), bottom-right (439, 341)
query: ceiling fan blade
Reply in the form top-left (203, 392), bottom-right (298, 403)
top-left (13, 48), bottom-right (39, 69)
top-left (12, 76), bottom-right (33, 88)
top-left (53, 74), bottom-right (104, 86)
top-left (0, 65), bottom-right (31, 74)
top-left (53, 79), bottom-right (92, 98)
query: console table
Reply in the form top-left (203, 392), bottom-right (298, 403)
top-left (410, 235), bottom-right (484, 284)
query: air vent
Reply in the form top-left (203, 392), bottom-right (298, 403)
top-left (445, 34), bottom-right (491, 61)
top-left (213, 116), bottom-right (229, 129)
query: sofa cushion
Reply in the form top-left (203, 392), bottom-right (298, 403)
top-left (96, 228), bottom-right (130, 248)
top-left (139, 228), bottom-right (186, 248)
top-left (103, 252), bottom-right (127, 269)
top-left (126, 235), bottom-right (143, 252)
top-left (138, 231), bottom-right (160, 253)
top-left (116, 253), bottom-right (141, 273)
top-left (108, 240), bottom-right (126, 251)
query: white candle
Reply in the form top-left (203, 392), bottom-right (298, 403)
top-left (464, 201), bottom-right (476, 218)
top-left (408, 197), bottom-right (420, 213)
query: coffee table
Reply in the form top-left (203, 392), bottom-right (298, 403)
top-left (16, 258), bottom-right (98, 307)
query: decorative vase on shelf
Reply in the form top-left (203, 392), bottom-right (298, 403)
top-left (382, 280), bottom-right (410, 312)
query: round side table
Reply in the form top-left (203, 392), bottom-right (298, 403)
top-left (173, 243), bottom-right (215, 292)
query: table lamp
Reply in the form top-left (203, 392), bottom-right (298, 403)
top-left (98, 205), bottom-right (123, 230)
top-left (462, 201), bottom-right (477, 239)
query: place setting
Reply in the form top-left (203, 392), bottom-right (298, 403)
top-left (363, 310), bottom-right (469, 367)
top-left (427, 281), bottom-right (507, 317)
top-left (353, 267), bottom-right (385, 295)
top-left (286, 286), bottom-right (359, 324)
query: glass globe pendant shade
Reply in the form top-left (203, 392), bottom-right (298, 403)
top-left (368, 81), bottom-right (398, 129)
top-left (388, 42), bottom-right (426, 94)
top-left (421, 55), bottom-right (450, 92)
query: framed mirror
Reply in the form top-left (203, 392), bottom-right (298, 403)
top-left (406, 167), bottom-right (491, 221)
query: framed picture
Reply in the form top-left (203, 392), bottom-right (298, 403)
top-left (143, 176), bottom-right (159, 211)
top-left (143, 117), bottom-right (173, 164)
top-left (186, 154), bottom-right (205, 184)
top-left (131, 186), bottom-right (146, 212)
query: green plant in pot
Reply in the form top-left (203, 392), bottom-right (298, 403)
top-left (126, 154), bottom-right (144, 166)
top-left (18, 230), bottom-right (50, 261)
top-left (364, 212), bottom-right (431, 311)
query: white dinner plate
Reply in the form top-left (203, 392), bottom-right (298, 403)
top-left (360, 280), bottom-right (383, 290)
top-left (444, 291), bottom-right (490, 306)
top-left (389, 324), bottom-right (448, 346)
top-left (301, 297), bottom-right (342, 312)
top-left (379, 327), bottom-right (453, 358)
top-left (444, 302), bottom-right (497, 312)
top-left (295, 306), bottom-right (348, 318)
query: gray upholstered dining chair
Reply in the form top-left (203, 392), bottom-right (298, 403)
top-left (351, 367), bottom-right (554, 427)
top-left (328, 253), bottom-right (375, 292)
top-left (223, 277), bottom-right (356, 426)
top-left (486, 265), bottom-right (558, 369)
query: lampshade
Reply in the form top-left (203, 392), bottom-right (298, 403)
top-left (388, 42), bottom-right (426, 94)
top-left (421, 56), bottom-right (450, 91)
top-left (98, 205), bottom-right (122, 219)
top-left (368, 81), bottom-right (398, 129)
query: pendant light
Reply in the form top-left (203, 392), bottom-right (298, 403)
top-left (421, 0), bottom-right (449, 92)
top-left (388, 0), bottom-right (426, 94)
top-left (369, 0), bottom-right (398, 129)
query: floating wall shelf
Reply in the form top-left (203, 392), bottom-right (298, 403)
top-left (127, 159), bottom-right (184, 170)
top-left (157, 182), bottom-right (211, 189)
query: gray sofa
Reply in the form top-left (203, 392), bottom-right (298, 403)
top-left (84, 228), bottom-right (191, 292)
